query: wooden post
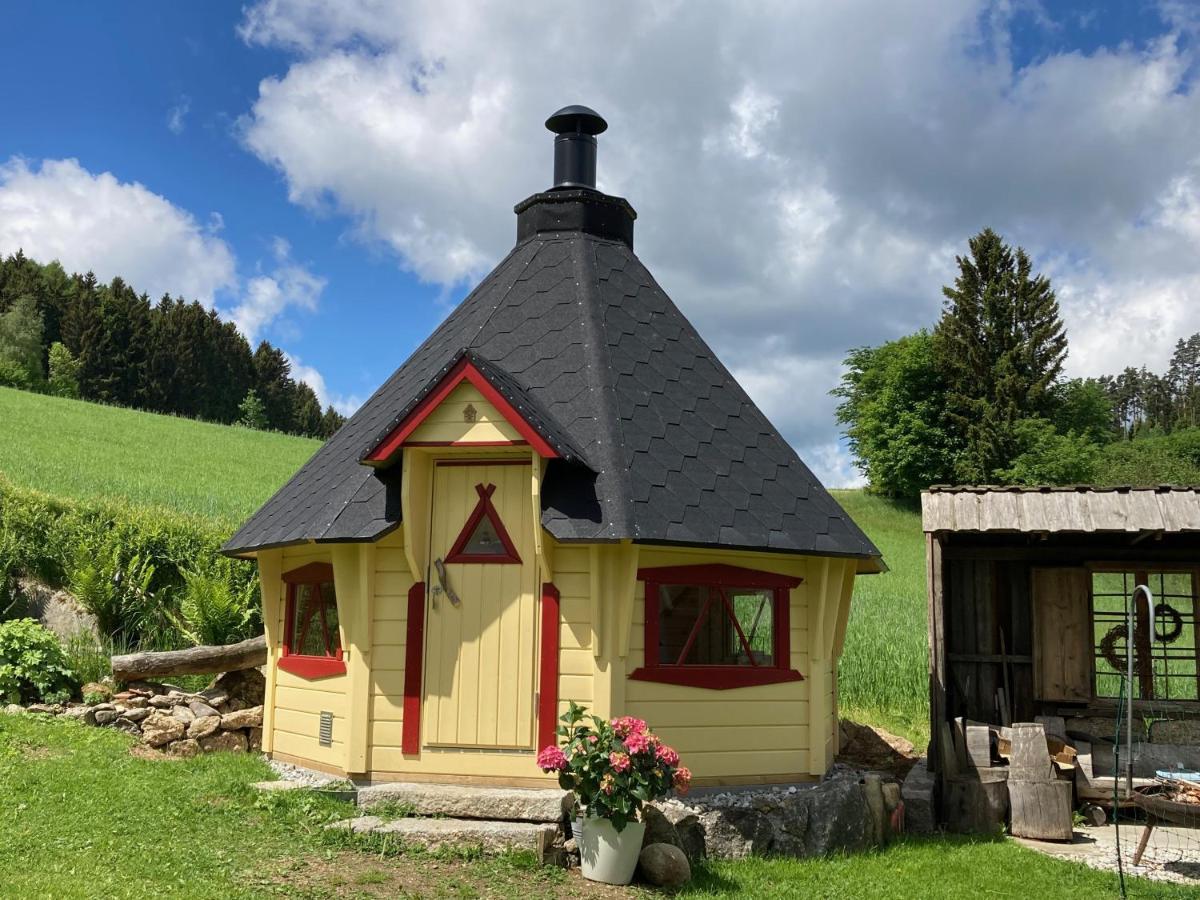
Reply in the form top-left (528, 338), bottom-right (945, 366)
top-left (258, 549), bottom-right (282, 756)
top-left (926, 533), bottom-right (946, 771)
top-left (332, 543), bottom-right (374, 776)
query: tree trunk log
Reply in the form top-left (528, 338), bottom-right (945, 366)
top-left (112, 635), bottom-right (267, 681)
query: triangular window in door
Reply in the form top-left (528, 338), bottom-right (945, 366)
top-left (445, 482), bottom-right (522, 564)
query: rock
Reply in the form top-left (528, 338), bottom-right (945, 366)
top-left (13, 576), bottom-right (98, 641)
top-left (638, 843), bottom-right (691, 888)
top-left (170, 739), bottom-right (202, 758)
top-left (124, 697), bottom-right (149, 709)
top-left (27, 703), bottom-right (62, 715)
top-left (125, 680), bottom-right (167, 695)
top-left (171, 705), bottom-right (195, 724)
top-left (801, 775), bottom-right (871, 857)
top-left (1149, 719), bottom-right (1200, 745)
top-left (62, 705), bottom-right (97, 726)
top-left (141, 711), bottom-right (186, 747)
top-left (356, 781), bottom-right (571, 822)
top-left (641, 805), bottom-right (681, 850)
top-left (211, 668), bottom-right (266, 705)
top-left (247, 727), bottom-right (263, 751)
top-left (112, 691), bottom-right (135, 701)
top-left (901, 758), bottom-right (936, 835)
top-left (120, 707), bottom-right (151, 723)
top-left (93, 709), bottom-right (120, 726)
top-left (643, 799), bottom-right (705, 861)
top-left (81, 682), bottom-right (112, 703)
top-left (699, 806), bottom-right (775, 858)
top-left (226, 698), bottom-right (248, 712)
top-left (220, 706), bottom-right (263, 730)
top-left (200, 730), bottom-right (248, 753)
top-left (113, 719), bottom-right (142, 736)
top-left (882, 782), bottom-right (901, 813)
top-left (3, 704), bottom-right (25, 715)
top-left (188, 700), bottom-right (220, 719)
top-left (91, 702), bottom-right (115, 712)
top-left (196, 689), bottom-right (229, 708)
top-left (187, 715), bottom-right (221, 739)
top-left (148, 695), bottom-right (175, 709)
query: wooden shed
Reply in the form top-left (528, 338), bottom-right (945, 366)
top-left (222, 107), bottom-right (883, 788)
top-left (922, 485), bottom-right (1200, 784)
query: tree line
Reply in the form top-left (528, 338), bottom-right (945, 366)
top-left (834, 228), bottom-right (1200, 500)
top-left (0, 250), bottom-right (345, 439)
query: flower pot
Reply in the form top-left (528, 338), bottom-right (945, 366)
top-left (578, 817), bottom-right (646, 885)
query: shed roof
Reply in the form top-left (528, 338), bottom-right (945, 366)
top-left (921, 485), bottom-right (1200, 534)
top-left (223, 186), bottom-right (881, 569)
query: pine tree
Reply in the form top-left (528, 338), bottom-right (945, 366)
top-left (292, 383), bottom-right (323, 437)
top-left (253, 342), bottom-right (297, 433)
top-left (319, 405), bottom-right (346, 439)
top-left (934, 228), bottom-right (1067, 482)
top-left (237, 389), bottom-right (268, 429)
top-left (46, 342), bottom-right (81, 397)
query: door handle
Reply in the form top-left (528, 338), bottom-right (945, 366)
top-left (433, 558), bottom-right (461, 607)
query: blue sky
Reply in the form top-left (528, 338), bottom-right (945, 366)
top-left (3, 2), bottom-right (1199, 485)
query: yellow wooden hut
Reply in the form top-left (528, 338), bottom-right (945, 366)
top-left (224, 106), bottom-right (883, 787)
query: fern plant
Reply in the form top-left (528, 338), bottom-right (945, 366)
top-left (173, 566), bottom-right (258, 646)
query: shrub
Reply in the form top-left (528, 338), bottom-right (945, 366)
top-left (0, 618), bottom-right (78, 704)
top-left (174, 565), bottom-right (259, 646)
top-left (46, 342), bottom-right (81, 398)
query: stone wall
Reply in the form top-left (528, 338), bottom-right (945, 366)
top-left (13, 669), bottom-right (265, 758)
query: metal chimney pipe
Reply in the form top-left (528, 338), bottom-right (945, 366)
top-left (545, 105), bottom-right (607, 190)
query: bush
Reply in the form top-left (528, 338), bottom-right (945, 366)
top-left (0, 618), bottom-right (78, 704)
top-left (175, 565), bottom-right (259, 646)
top-left (60, 631), bottom-right (129, 687)
top-left (0, 476), bottom-right (258, 651)
top-left (1095, 428), bottom-right (1200, 486)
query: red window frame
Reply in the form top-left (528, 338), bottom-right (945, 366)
top-left (630, 563), bottom-right (804, 690)
top-left (279, 562), bottom-right (346, 679)
top-left (444, 482), bottom-right (522, 564)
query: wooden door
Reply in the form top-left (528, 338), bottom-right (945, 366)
top-left (423, 460), bottom-right (537, 749)
top-left (1031, 567), bottom-right (1092, 702)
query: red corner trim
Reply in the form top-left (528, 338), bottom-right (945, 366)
top-left (278, 655), bottom-right (346, 679)
top-left (635, 563), bottom-right (802, 590)
top-left (537, 583), bottom-right (561, 751)
top-left (365, 357), bottom-right (559, 463)
top-left (444, 483), bottom-right (522, 564)
top-left (401, 582), bottom-right (426, 755)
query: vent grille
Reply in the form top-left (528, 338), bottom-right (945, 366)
top-left (319, 711), bottom-right (333, 747)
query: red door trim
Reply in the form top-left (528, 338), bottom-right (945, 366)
top-left (444, 482), bottom-right (523, 564)
top-left (365, 358), bottom-right (559, 462)
top-left (402, 581), bottom-right (426, 755)
top-left (537, 582), bottom-right (561, 751)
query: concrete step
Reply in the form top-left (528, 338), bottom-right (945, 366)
top-left (329, 815), bottom-right (560, 859)
top-left (356, 781), bottom-right (572, 823)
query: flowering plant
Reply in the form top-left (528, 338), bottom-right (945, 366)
top-left (537, 701), bottom-right (691, 832)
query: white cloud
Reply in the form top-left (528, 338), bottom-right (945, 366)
top-left (226, 237), bottom-right (326, 345)
top-left (0, 156), bottom-right (347, 415)
top-left (235, 0), bottom-right (1200, 473)
top-left (0, 157), bottom-right (236, 303)
top-left (167, 95), bottom-right (191, 135)
top-left (285, 352), bottom-right (363, 416)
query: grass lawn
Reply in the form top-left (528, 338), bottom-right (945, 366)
top-left (2, 713), bottom-right (1184, 899)
top-left (830, 491), bottom-right (929, 747)
top-left (0, 386), bottom-right (319, 523)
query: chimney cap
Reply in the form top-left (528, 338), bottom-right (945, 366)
top-left (545, 105), bottom-right (607, 136)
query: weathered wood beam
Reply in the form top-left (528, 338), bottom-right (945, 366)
top-left (112, 635), bottom-right (266, 681)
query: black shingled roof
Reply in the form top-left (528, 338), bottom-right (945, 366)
top-left (223, 187), bottom-right (882, 569)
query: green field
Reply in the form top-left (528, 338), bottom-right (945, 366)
top-left (0, 714), bottom-right (1170, 899)
top-left (0, 386), bottom-right (319, 523)
top-left (0, 387), bottom-right (931, 743)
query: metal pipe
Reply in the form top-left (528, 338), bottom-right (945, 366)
top-left (1128, 584), bottom-right (1156, 794)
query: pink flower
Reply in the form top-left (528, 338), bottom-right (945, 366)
top-left (611, 716), bottom-right (647, 738)
top-left (673, 766), bottom-right (692, 795)
top-left (587, 734), bottom-right (599, 744)
top-left (609, 751), bottom-right (631, 773)
top-left (655, 745), bottom-right (680, 767)
top-left (624, 732), bottom-right (652, 755)
top-left (537, 746), bottom-right (568, 772)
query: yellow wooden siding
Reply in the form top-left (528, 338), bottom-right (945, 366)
top-left (405, 382), bottom-right (522, 444)
top-left (270, 541), bottom-right (351, 771)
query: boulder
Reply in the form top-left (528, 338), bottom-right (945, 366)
top-left (171, 705), bottom-right (195, 724)
top-left (170, 739), bottom-right (202, 758)
top-left (201, 730), bottom-right (248, 753)
top-left (124, 697), bottom-right (149, 709)
top-left (141, 711), bottom-right (186, 747)
top-left (27, 703), bottom-right (62, 715)
top-left (62, 705), bottom-right (97, 726)
top-left (638, 843), bottom-right (691, 888)
top-left (93, 709), bottom-right (120, 726)
top-left (3, 704), bottom-right (24, 716)
top-left (901, 758), bottom-right (936, 835)
top-left (81, 682), bottom-right (112, 703)
top-left (799, 775), bottom-right (871, 857)
top-left (148, 695), bottom-right (175, 710)
top-left (188, 700), bottom-right (220, 719)
top-left (187, 715), bottom-right (221, 740)
top-left (698, 806), bottom-right (775, 858)
top-left (643, 799), bottom-right (705, 861)
top-left (119, 707), bottom-right (151, 723)
top-left (196, 689), bottom-right (229, 708)
top-left (226, 698), bottom-right (248, 712)
top-left (247, 727), bottom-right (263, 751)
top-left (220, 706), bottom-right (263, 730)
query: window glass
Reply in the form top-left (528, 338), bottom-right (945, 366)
top-left (290, 581), bottom-right (340, 657)
top-left (657, 584), bottom-right (774, 667)
top-left (1091, 570), bottom-right (1197, 701)
top-left (463, 516), bottom-right (505, 555)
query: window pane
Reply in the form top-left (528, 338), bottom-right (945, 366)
top-left (463, 516), bottom-right (506, 555)
top-left (657, 584), bottom-right (774, 667)
top-left (290, 581), bottom-right (340, 657)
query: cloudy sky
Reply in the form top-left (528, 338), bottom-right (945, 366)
top-left (3, 2), bottom-right (1199, 486)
